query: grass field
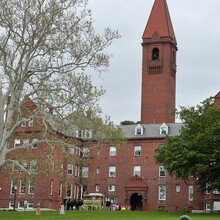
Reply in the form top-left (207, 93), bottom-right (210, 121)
top-left (0, 210), bottom-right (219, 220)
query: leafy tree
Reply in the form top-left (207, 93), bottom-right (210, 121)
top-left (120, 120), bottom-right (137, 125)
top-left (155, 98), bottom-right (220, 192)
top-left (0, 0), bottom-right (121, 167)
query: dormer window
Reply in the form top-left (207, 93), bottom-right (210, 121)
top-left (135, 124), bottom-right (144, 136)
top-left (152, 48), bottom-right (159, 60)
top-left (160, 123), bottom-right (169, 135)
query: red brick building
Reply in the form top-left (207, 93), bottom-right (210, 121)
top-left (0, 0), bottom-right (220, 212)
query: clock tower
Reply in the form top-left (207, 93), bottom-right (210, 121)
top-left (141, 0), bottom-right (177, 124)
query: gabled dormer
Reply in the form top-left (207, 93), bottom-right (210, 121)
top-left (160, 123), bottom-right (169, 135)
top-left (135, 124), bottom-right (144, 136)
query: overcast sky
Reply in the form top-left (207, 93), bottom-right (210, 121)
top-left (87, 0), bottom-right (220, 125)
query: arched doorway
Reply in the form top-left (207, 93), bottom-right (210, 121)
top-left (130, 193), bottom-right (143, 211)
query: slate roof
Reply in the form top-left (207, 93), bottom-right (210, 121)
top-left (118, 123), bottom-right (183, 139)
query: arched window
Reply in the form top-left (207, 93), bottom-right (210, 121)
top-left (152, 48), bottom-right (159, 60)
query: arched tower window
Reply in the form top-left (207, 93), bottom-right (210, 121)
top-left (152, 48), bottom-right (159, 60)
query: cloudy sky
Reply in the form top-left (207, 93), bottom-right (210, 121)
top-left (87, 0), bottom-right (220, 125)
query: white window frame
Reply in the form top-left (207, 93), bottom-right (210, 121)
top-left (66, 183), bottom-right (73, 198)
top-left (27, 201), bottom-right (34, 209)
top-left (28, 180), bottom-right (35, 194)
top-left (82, 146), bottom-right (89, 157)
top-left (14, 139), bottom-right (21, 147)
top-left (32, 139), bottom-right (38, 148)
top-left (109, 146), bottom-right (116, 156)
top-left (134, 165), bottom-right (141, 176)
top-left (109, 166), bottom-right (116, 177)
top-left (160, 123), bottom-right (169, 135)
top-left (82, 166), bottom-right (89, 178)
top-left (108, 185), bottom-right (116, 192)
top-left (69, 145), bottom-right (74, 155)
top-left (19, 179), bottom-right (26, 194)
top-left (85, 130), bottom-right (92, 138)
top-left (176, 184), bottom-right (181, 193)
top-left (67, 164), bottom-right (73, 175)
top-left (21, 121), bottom-right (26, 127)
top-left (188, 185), bottom-right (194, 201)
top-left (10, 180), bottom-right (17, 194)
top-left (135, 124), bottom-right (143, 135)
top-left (95, 185), bottom-right (100, 192)
top-left (28, 120), bottom-right (33, 127)
top-left (23, 139), bottom-right (29, 147)
top-left (159, 166), bottom-right (166, 177)
top-left (96, 167), bottom-right (100, 174)
top-left (18, 201), bottom-right (25, 209)
top-left (49, 180), bottom-right (53, 195)
top-left (206, 201), bottom-right (211, 211)
top-left (9, 201), bottom-right (15, 210)
top-left (159, 185), bottom-right (166, 201)
top-left (134, 146), bottom-right (141, 156)
top-left (30, 159), bottom-right (37, 172)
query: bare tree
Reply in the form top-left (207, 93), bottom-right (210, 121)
top-left (0, 0), bottom-right (121, 167)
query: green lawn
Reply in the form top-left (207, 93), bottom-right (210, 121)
top-left (0, 210), bottom-right (219, 220)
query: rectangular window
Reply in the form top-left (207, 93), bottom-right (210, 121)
top-left (19, 179), bottom-right (26, 194)
top-left (21, 161), bottom-right (28, 172)
top-left (9, 201), bottom-right (14, 209)
top-left (85, 130), bottom-right (92, 138)
top-left (96, 185), bottom-right (100, 192)
top-left (110, 146), bottom-right (116, 156)
top-left (27, 201), bottom-right (34, 209)
top-left (69, 145), bottom-right (74, 155)
top-left (108, 185), bottom-right (116, 192)
top-left (10, 180), bottom-right (17, 194)
top-left (30, 159), bottom-right (37, 172)
top-left (18, 201), bottom-right (24, 209)
top-left (109, 166), bottom-right (116, 177)
top-left (176, 184), bottom-right (181, 193)
top-left (49, 180), bottom-right (53, 195)
top-left (159, 166), bottom-right (166, 177)
top-left (188, 185), bottom-right (194, 201)
top-left (23, 139), bottom-right (29, 147)
top-left (14, 139), bottom-right (21, 147)
top-left (28, 179), bottom-right (35, 194)
top-left (134, 165), bottom-right (141, 176)
top-left (67, 183), bottom-right (72, 198)
top-left (134, 146), bottom-right (141, 156)
top-left (159, 185), bottom-right (166, 200)
top-left (82, 166), bottom-right (89, 178)
top-left (82, 146), bottom-right (89, 157)
top-left (206, 183), bottom-right (211, 194)
top-left (67, 164), bottom-right (73, 175)
top-left (32, 139), bottom-right (38, 148)
top-left (59, 182), bottom-right (63, 197)
top-left (206, 201), bottom-right (211, 211)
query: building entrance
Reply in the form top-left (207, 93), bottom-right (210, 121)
top-left (130, 193), bottom-right (143, 211)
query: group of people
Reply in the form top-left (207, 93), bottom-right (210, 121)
top-left (105, 201), bottom-right (129, 211)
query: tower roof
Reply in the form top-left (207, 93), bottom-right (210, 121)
top-left (143, 0), bottom-right (176, 44)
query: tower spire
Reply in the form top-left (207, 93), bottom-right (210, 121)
top-left (143, 0), bottom-right (176, 45)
